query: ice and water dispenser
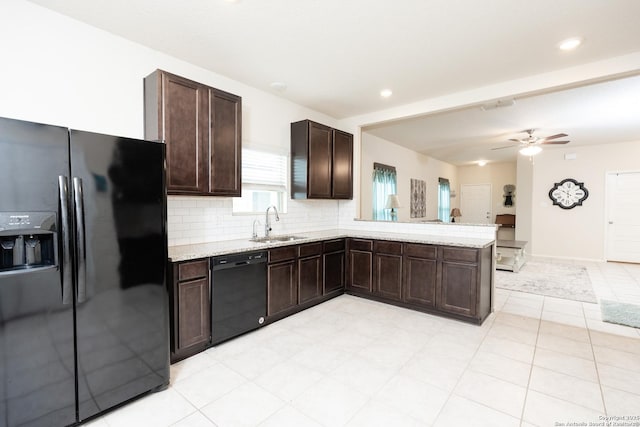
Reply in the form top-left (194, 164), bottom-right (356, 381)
top-left (0, 212), bottom-right (58, 273)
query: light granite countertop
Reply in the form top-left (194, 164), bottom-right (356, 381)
top-left (168, 229), bottom-right (495, 262)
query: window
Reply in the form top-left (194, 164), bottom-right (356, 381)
top-left (232, 147), bottom-right (288, 214)
top-left (438, 177), bottom-right (450, 222)
top-left (372, 163), bottom-right (397, 220)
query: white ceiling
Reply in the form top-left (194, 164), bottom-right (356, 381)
top-left (364, 74), bottom-right (640, 165)
top-left (26, 0), bottom-right (640, 166)
top-left (26, 0), bottom-right (640, 120)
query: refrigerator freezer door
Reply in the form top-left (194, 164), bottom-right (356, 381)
top-left (0, 117), bottom-right (76, 427)
top-left (69, 130), bottom-right (169, 422)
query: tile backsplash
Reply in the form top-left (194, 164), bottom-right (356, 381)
top-left (168, 196), bottom-right (496, 247)
top-left (167, 196), bottom-right (340, 246)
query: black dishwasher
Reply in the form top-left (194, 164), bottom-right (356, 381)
top-left (211, 251), bottom-right (267, 345)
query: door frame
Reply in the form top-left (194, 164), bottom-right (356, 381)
top-left (604, 169), bottom-right (640, 262)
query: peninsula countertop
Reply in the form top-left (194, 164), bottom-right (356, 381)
top-left (168, 228), bottom-right (495, 262)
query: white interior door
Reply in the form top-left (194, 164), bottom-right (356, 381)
top-left (606, 171), bottom-right (640, 263)
top-left (460, 184), bottom-right (492, 224)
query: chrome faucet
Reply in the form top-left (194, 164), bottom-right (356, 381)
top-left (265, 205), bottom-right (280, 238)
top-left (252, 219), bottom-right (261, 239)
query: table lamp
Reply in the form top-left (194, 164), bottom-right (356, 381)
top-left (450, 208), bottom-right (461, 222)
top-left (385, 194), bottom-right (401, 221)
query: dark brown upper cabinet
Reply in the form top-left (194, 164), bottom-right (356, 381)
top-left (144, 69), bottom-right (241, 196)
top-left (291, 119), bottom-right (353, 199)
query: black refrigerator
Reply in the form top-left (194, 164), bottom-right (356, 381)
top-left (0, 116), bottom-right (169, 427)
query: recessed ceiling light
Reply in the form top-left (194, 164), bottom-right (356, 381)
top-left (380, 89), bottom-right (392, 98)
top-left (558, 37), bottom-right (583, 51)
top-left (270, 82), bottom-right (287, 92)
top-left (478, 160), bottom-right (487, 167)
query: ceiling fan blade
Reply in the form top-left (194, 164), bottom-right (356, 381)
top-left (542, 133), bottom-right (568, 140)
top-left (508, 138), bottom-right (521, 142)
top-left (491, 144), bottom-right (520, 150)
top-left (541, 140), bottom-right (570, 145)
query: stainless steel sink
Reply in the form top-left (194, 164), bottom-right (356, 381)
top-left (250, 235), bottom-right (306, 244)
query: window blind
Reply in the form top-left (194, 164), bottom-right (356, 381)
top-left (242, 148), bottom-right (287, 189)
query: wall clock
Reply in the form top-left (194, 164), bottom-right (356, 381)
top-left (548, 178), bottom-right (589, 209)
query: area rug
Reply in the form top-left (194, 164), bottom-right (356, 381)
top-left (495, 261), bottom-right (597, 303)
top-left (600, 300), bottom-right (640, 329)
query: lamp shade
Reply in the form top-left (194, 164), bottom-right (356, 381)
top-left (385, 194), bottom-right (401, 209)
top-left (450, 208), bottom-right (462, 217)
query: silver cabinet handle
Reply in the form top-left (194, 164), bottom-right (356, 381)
top-left (73, 177), bottom-right (87, 303)
top-left (58, 176), bottom-right (72, 305)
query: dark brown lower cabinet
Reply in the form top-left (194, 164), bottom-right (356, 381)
top-left (268, 260), bottom-right (298, 316)
top-left (346, 240), bottom-right (492, 324)
top-left (348, 242), bottom-right (373, 293)
top-left (436, 246), bottom-right (492, 319)
top-left (439, 261), bottom-right (477, 317)
top-left (298, 254), bottom-right (322, 304)
top-left (170, 259), bottom-right (211, 362)
top-left (323, 239), bottom-right (346, 294)
top-left (403, 244), bottom-right (437, 307)
top-left (374, 241), bottom-right (403, 301)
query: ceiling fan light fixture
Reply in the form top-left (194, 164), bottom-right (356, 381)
top-left (519, 146), bottom-right (542, 156)
top-left (558, 37), bottom-right (583, 51)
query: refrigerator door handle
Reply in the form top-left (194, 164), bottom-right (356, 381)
top-left (58, 175), bottom-right (73, 305)
top-left (73, 177), bottom-right (87, 303)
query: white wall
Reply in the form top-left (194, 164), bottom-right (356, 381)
top-left (360, 133), bottom-right (458, 221)
top-left (515, 155), bottom-right (534, 246)
top-left (457, 162), bottom-right (516, 239)
top-left (529, 140), bottom-right (640, 261)
top-left (0, 0), bottom-right (348, 246)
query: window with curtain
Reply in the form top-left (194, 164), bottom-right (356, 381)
top-left (438, 177), bottom-right (451, 222)
top-left (372, 163), bottom-right (397, 220)
top-left (232, 147), bottom-right (288, 214)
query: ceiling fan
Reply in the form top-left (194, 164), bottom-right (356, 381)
top-left (492, 129), bottom-right (570, 155)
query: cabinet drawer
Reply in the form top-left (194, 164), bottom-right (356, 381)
top-left (269, 246), bottom-right (298, 263)
top-left (374, 240), bottom-right (402, 255)
top-left (299, 242), bottom-right (323, 258)
top-left (323, 239), bottom-right (345, 253)
top-left (405, 243), bottom-right (436, 259)
top-left (177, 259), bottom-right (209, 281)
top-left (441, 247), bottom-right (478, 264)
top-left (350, 239), bottom-right (373, 252)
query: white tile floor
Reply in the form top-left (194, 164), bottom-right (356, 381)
top-left (88, 260), bottom-right (640, 427)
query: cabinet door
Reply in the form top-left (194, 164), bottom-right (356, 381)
top-left (374, 253), bottom-right (403, 301)
top-left (332, 130), bottom-right (353, 199)
top-left (404, 256), bottom-right (437, 307)
top-left (162, 72), bottom-right (209, 194)
top-left (323, 251), bottom-right (345, 294)
top-left (298, 255), bottom-right (322, 304)
top-left (210, 89), bottom-right (241, 196)
top-left (439, 261), bottom-right (478, 318)
top-left (307, 121), bottom-right (333, 198)
top-left (348, 250), bottom-right (373, 293)
top-left (177, 277), bottom-right (211, 350)
top-left (268, 261), bottom-right (298, 316)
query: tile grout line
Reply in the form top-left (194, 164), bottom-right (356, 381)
top-left (424, 315), bottom-right (497, 425)
top-left (518, 295), bottom-right (544, 427)
top-left (584, 301), bottom-right (609, 418)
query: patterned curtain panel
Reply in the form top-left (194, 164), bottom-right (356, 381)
top-left (373, 167), bottom-right (397, 220)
